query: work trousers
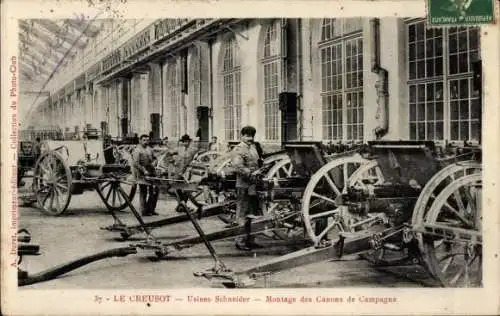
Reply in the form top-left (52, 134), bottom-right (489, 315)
top-left (139, 184), bottom-right (159, 215)
top-left (235, 187), bottom-right (261, 245)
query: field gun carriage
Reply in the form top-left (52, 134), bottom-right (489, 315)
top-left (127, 142), bottom-right (366, 261)
top-left (192, 140), bottom-right (482, 288)
top-left (106, 142), bottom-right (295, 241)
top-left (27, 139), bottom-right (138, 216)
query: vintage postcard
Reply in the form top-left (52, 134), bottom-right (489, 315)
top-left (1, 0), bottom-right (499, 315)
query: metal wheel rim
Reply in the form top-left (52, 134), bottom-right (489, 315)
top-left (263, 153), bottom-right (289, 166)
top-left (195, 151), bottom-right (222, 164)
top-left (411, 161), bottom-right (481, 252)
top-left (422, 173), bottom-right (482, 287)
top-left (96, 177), bottom-right (137, 211)
top-left (301, 155), bottom-right (371, 246)
top-left (265, 157), bottom-right (293, 180)
top-left (33, 151), bottom-right (72, 216)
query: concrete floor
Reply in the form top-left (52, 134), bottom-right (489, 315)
top-left (18, 185), bottom-right (439, 289)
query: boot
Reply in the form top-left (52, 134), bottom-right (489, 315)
top-left (244, 218), bottom-right (263, 249)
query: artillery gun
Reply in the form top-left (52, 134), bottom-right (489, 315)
top-left (195, 141), bottom-right (482, 288)
top-left (30, 138), bottom-right (137, 216)
top-left (107, 144), bottom-right (294, 240)
top-left (130, 142), bottom-right (373, 266)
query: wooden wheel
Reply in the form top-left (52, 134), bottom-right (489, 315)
top-left (195, 151), bottom-right (222, 164)
top-left (260, 157), bottom-right (299, 240)
top-left (346, 160), bottom-right (409, 265)
top-left (210, 158), bottom-right (232, 175)
top-left (264, 157), bottom-right (293, 180)
top-left (263, 153), bottom-right (289, 166)
top-left (412, 161), bottom-right (481, 252)
top-left (96, 176), bottom-right (137, 211)
top-left (32, 151), bottom-right (72, 216)
top-left (262, 157), bottom-right (293, 217)
top-left (301, 155), bottom-right (370, 246)
top-left (422, 173), bottom-right (482, 287)
top-left (347, 160), bottom-right (385, 189)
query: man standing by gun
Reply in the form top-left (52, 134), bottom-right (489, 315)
top-left (231, 126), bottom-right (264, 251)
top-left (132, 134), bottom-right (159, 216)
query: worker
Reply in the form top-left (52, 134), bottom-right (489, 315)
top-left (174, 134), bottom-right (200, 176)
top-left (231, 126), bottom-right (263, 251)
top-left (33, 137), bottom-right (42, 160)
top-left (132, 134), bottom-right (159, 216)
top-left (208, 136), bottom-right (222, 152)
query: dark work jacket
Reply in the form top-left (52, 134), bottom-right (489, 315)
top-left (254, 141), bottom-right (264, 167)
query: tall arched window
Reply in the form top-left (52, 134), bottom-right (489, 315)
top-left (261, 20), bottom-right (282, 141)
top-left (319, 18), bottom-right (364, 142)
top-left (221, 36), bottom-right (241, 141)
top-left (167, 60), bottom-right (181, 138)
top-left (406, 21), bottom-right (480, 142)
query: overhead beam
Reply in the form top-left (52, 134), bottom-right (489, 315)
top-left (20, 60), bottom-right (52, 77)
top-left (20, 70), bottom-right (34, 81)
top-left (19, 21), bottom-right (72, 54)
top-left (21, 54), bottom-right (55, 75)
top-left (34, 19), bottom-right (89, 50)
top-left (65, 19), bottom-right (101, 37)
top-left (21, 50), bottom-right (58, 70)
top-left (24, 48), bottom-right (59, 69)
top-left (19, 33), bottom-right (66, 63)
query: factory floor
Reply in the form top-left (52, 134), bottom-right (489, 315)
top-left (17, 182), bottom-right (438, 290)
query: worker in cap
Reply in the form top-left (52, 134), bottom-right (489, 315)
top-left (231, 126), bottom-right (264, 251)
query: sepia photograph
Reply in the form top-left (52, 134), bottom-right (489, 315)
top-left (2, 0), bottom-right (499, 314)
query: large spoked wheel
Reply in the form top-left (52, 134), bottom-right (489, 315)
top-left (264, 157), bottom-right (293, 180)
top-left (422, 173), bottom-right (482, 287)
top-left (412, 161), bottom-right (481, 252)
top-left (301, 155), bottom-right (371, 246)
top-left (263, 153), bottom-right (289, 166)
top-left (259, 157), bottom-right (299, 240)
top-left (347, 159), bottom-right (385, 189)
top-left (96, 177), bottom-right (137, 211)
top-left (347, 160), bottom-right (411, 265)
top-left (262, 157), bottom-right (293, 216)
top-left (32, 151), bottom-right (72, 216)
top-left (195, 151), bottom-right (223, 164)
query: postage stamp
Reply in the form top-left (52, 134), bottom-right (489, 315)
top-left (427, 0), bottom-right (496, 25)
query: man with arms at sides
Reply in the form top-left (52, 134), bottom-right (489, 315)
top-left (173, 134), bottom-right (200, 178)
top-left (208, 136), bottom-right (223, 152)
top-left (231, 126), bottom-right (264, 251)
top-left (132, 134), bottom-right (160, 216)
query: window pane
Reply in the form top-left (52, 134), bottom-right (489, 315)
top-left (471, 99), bottom-right (481, 119)
top-left (409, 104), bottom-right (416, 121)
top-left (417, 60), bottom-right (425, 78)
top-left (436, 121), bottom-right (444, 140)
top-left (449, 54), bottom-right (458, 74)
top-left (460, 100), bottom-right (469, 120)
top-left (450, 121), bottom-right (459, 140)
top-left (409, 62), bottom-right (416, 79)
top-left (427, 122), bottom-right (434, 139)
top-left (450, 101), bottom-right (459, 120)
top-left (460, 121), bottom-right (469, 140)
top-left (410, 122), bottom-right (416, 139)
top-left (418, 122), bottom-right (425, 139)
top-left (436, 101), bottom-right (444, 120)
top-left (471, 121), bottom-right (480, 141)
top-left (408, 24), bottom-right (415, 42)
